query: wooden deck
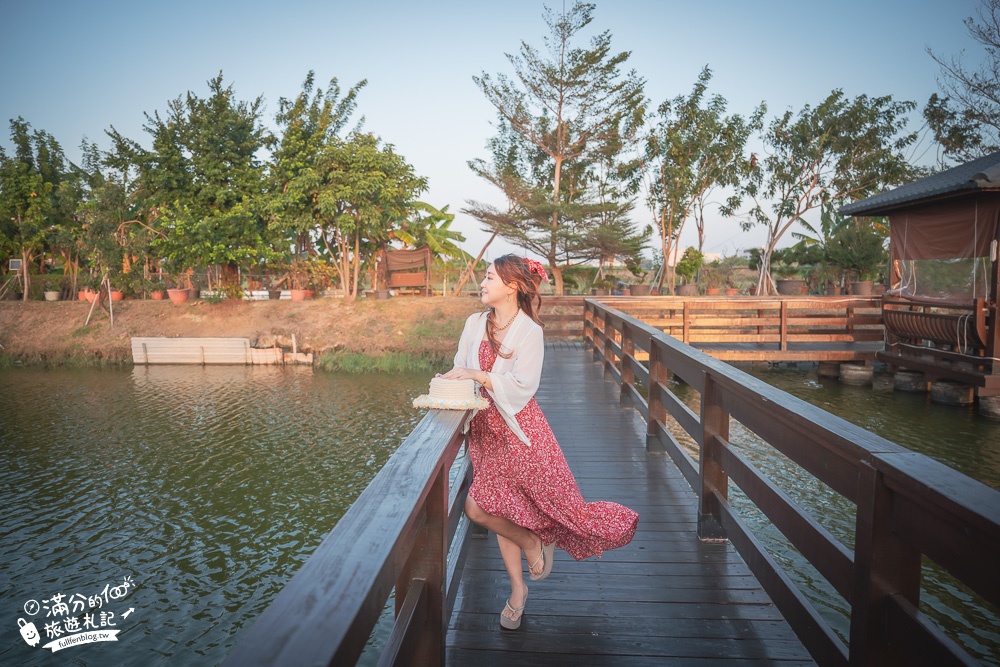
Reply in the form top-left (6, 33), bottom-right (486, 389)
top-left (446, 342), bottom-right (815, 665)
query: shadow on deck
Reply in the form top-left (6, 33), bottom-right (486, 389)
top-left (447, 342), bottom-right (815, 665)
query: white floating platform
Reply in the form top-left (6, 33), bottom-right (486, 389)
top-left (131, 337), bottom-right (293, 365)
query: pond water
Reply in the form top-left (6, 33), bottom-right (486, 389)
top-left (1, 362), bottom-right (997, 665)
top-left (0, 365), bottom-right (428, 666)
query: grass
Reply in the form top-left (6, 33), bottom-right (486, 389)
top-left (316, 350), bottom-right (449, 374)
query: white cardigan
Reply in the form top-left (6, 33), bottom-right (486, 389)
top-left (453, 310), bottom-right (544, 446)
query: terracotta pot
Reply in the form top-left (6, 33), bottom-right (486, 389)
top-left (109, 290), bottom-right (124, 302)
top-left (630, 284), bottom-right (650, 297)
top-left (850, 280), bottom-right (873, 296)
top-left (677, 284), bottom-right (698, 296)
top-left (706, 287), bottom-right (721, 296)
top-left (167, 288), bottom-right (189, 304)
top-left (290, 289), bottom-right (309, 302)
top-left (80, 289), bottom-right (98, 303)
top-left (776, 279), bottom-right (805, 296)
top-left (725, 288), bottom-right (739, 296)
top-left (150, 290), bottom-right (166, 301)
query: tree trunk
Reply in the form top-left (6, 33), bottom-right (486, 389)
top-left (452, 230), bottom-right (498, 296)
top-left (351, 232), bottom-right (361, 299)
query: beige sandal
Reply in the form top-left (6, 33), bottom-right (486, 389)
top-left (528, 540), bottom-right (556, 582)
top-left (500, 594), bottom-right (527, 630)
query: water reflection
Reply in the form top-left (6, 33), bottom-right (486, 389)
top-left (0, 366), bottom-right (428, 666)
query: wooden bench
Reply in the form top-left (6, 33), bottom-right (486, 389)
top-left (882, 297), bottom-right (989, 353)
top-left (387, 271), bottom-right (428, 288)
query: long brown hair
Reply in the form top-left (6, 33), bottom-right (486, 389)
top-left (485, 254), bottom-right (544, 359)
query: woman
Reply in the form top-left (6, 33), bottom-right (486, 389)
top-left (439, 254), bottom-right (638, 630)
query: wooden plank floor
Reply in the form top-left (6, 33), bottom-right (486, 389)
top-left (446, 342), bottom-right (816, 666)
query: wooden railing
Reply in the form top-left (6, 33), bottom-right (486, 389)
top-left (222, 410), bottom-right (474, 667)
top-left (595, 295), bottom-right (883, 360)
top-left (585, 298), bottom-right (1000, 667)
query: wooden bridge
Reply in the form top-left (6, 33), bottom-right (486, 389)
top-left (223, 299), bottom-right (1000, 666)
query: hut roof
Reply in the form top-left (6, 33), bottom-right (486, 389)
top-left (840, 150), bottom-right (1000, 217)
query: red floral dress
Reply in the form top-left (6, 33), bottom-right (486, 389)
top-left (468, 340), bottom-right (638, 560)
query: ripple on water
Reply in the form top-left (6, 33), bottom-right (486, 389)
top-left (0, 365), bottom-right (428, 666)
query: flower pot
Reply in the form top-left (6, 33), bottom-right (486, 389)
top-left (44, 290), bottom-right (61, 302)
top-left (851, 280), bottom-right (872, 296)
top-left (188, 288), bottom-right (200, 300)
top-left (677, 284), bottom-right (698, 296)
top-left (150, 290), bottom-right (166, 300)
top-left (267, 289), bottom-right (282, 300)
top-left (850, 280), bottom-right (873, 295)
top-left (167, 288), bottom-right (189, 304)
top-left (776, 279), bottom-right (805, 295)
top-left (630, 284), bottom-right (650, 297)
top-left (290, 289), bottom-right (309, 302)
top-left (109, 290), bottom-right (124, 302)
top-left (724, 288), bottom-right (739, 296)
top-left (80, 289), bottom-right (98, 303)
top-left (705, 287), bottom-right (721, 296)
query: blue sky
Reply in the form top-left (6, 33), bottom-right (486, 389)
top-left (0, 0), bottom-right (985, 260)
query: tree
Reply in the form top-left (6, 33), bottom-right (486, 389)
top-left (269, 71), bottom-right (367, 289)
top-left (473, 1), bottom-right (646, 294)
top-left (135, 73), bottom-right (272, 289)
top-left (738, 90), bottom-right (918, 294)
top-left (925, 0), bottom-right (1000, 162)
top-left (315, 133), bottom-right (426, 298)
top-left (393, 202), bottom-right (468, 265)
top-left (0, 118), bottom-right (76, 300)
top-left (643, 66), bottom-right (764, 294)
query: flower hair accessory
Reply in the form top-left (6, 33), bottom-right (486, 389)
top-left (526, 258), bottom-right (549, 282)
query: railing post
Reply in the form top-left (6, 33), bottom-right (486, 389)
top-left (392, 464), bottom-right (447, 665)
top-left (849, 462), bottom-right (921, 667)
top-left (593, 310), bottom-right (605, 362)
top-left (698, 374), bottom-right (729, 540)
top-left (646, 341), bottom-right (667, 453)
top-left (621, 324), bottom-right (635, 406)
top-left (603, 320), bottom-right (616, 374)
top-left (683, 301), bottom-right (691, 344)
top-left (780, 300), bottom-right (789, 352)
top-left (583, 302), bottom-right (594, 348)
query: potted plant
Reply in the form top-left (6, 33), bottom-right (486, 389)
top-left (591, 277), bottom-right (614, 296)
top-left (148, 277), bottom-right (167, 300)
top-left (675, 247), bottom-right (703, 296)
top-left (825, 222), bottom-right (887, 296)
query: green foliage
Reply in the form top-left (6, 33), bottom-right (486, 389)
top-left (644, 66), bottom-right (764, 293)
top-left (675, 247), bottom-right (704, 284)
top-left (140, 73), bottom-right (272, 278)
top-left (739, 89), bottom-right (918, 293)
top-left (470, 1), bottom-right (646, 294)
top-left (316, 350), bottom-right (448, 374)
top-left (825, 220), bottom-right (887, 282)
top-left (924, 1), bottom-right (1000, 161)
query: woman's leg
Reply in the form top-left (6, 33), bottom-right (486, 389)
top-left (465, 495), bottom-right (543, 576)
top-left (497, 534), bottom-right (528, 623)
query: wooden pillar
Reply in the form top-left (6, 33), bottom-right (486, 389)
top-left (698, 374), bottom-right (729, 540)
top-left (621, 324), bottom-right (635, 406)
top-left (647, 342), bottom-right (668, 452)
top-left (848, 462), bottom-right (921, 666)
top-left (780, 301), bottom-right (789, 352)
top-left (392, 464), bottom-right (447, 665)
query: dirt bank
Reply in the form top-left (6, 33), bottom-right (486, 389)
top-left (0, 296), bottom-right (485, 366)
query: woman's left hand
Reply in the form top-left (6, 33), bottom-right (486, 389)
top-left (438, 367), bottom-right (484, 383)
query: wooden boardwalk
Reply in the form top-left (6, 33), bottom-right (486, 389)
top-left (446, 342), bottom-right (815, 666)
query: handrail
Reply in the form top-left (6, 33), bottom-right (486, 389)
top-left (585, 298), bottom-right (1000, 667)
top-left (223, 409), bottom-right (474, 667)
